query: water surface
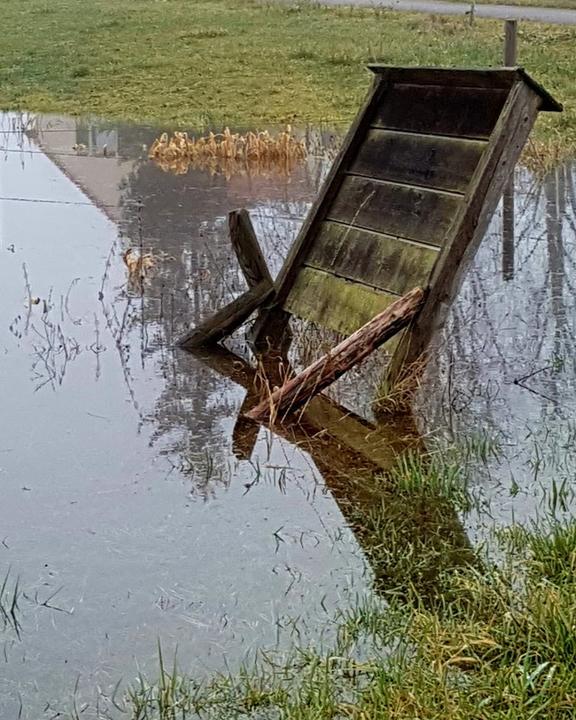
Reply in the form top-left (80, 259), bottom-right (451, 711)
top-left (1, 113), bottom-right (575, 717)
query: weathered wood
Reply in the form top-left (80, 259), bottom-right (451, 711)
top-left (191, 344), bottom-right (420, 470)
top-left (504, 20), bottom-right (518, 66)
top-left (178, 279), bottom-right (273, 348)
top-left (371, 85), bottom-right (508, 139)
top-left (351, 129), bottom-right (485, 193)
top-left (387, 81), bottom-right (542, 382)
top-left (369, 66), bottom-right (522, 89)
top-left (328, 175), bottom-right (461, 246)
top-left (247, 287), bottom-right (425, 423)
top-left (369, 66), bottom-right (561, 111)
top-left (236, 65), bottom-right (561, 361)
top-left (305, 221), bottom-right (439, 296)
top-left (284, 266), bottom-right (398, 336)
top-left (263, 75), bottom-right (390, 309)
top-left (229, 209), bottom-right (273, 288)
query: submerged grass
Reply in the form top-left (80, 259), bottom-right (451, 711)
top-left (1, 0), bottom-right (575, 152)
top-left (0, 568), bottom-right (22, 638)
top-left (116, 449), bottom-right (576, 719)
top-left (122, 523), bottom-right (576, 718)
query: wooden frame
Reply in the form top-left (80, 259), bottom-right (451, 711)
top-left (178, 66), bottom-right (561, 416)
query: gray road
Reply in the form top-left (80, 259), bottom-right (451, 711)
top-left (323, 0), bottom-right (576, 25)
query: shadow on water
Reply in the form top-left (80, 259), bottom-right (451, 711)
top-left (0, 112), bottom-right (575, 717)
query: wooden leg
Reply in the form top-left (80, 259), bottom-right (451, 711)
top-left (248, 304), bottom-right (292, 353)
top-left (177, 208), bottom-right (275, 349)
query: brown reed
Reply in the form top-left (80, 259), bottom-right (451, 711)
top-left (148, 126), bottom-right (307, 177)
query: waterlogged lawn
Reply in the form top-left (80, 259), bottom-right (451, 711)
top-left (0, 0), bottom-right (575, 147)
top-left (122, 455), bottom-right (576, 719)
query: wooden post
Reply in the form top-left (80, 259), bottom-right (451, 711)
top-left (503, 20), bottom-right (517, 280)
top-left (247, 287), bottom-right (424, 423)
top-left (228, 209), bottom-right (273, 288)
top-left (504, 20), bottom-right (518, 66)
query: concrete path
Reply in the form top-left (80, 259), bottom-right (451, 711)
top-left (323, 0), bottom-right (576, 25)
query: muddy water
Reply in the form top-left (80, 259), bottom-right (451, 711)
top-left (0, 113), bottom-right (575, 717)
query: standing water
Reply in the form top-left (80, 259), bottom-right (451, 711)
top-left (0, 113), bottom-right (575, 717)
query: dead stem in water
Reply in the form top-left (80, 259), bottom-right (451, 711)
top-left (123, 248), bottom-right (156, 295)
top-left (148, 126), bottom-right (307, 177)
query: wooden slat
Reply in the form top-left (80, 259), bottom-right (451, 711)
top-left (270, 76), bottom-right (390, 307)
top-left (229, 209), bottom-right (273, 288)
top-left (372, 85), bottom-right (508, 139)
top-left (284, 267), bottom-right (398, 336)
top-left (305, 221), bottom-right (439, 295)
top-left (387, 80), bottom-right (543, 382)
top-left (368, 66), bottom-right (519, 90)
top-left (327, 176), bottom-right (461, 247)
top-left (351, 129), bottom-right (485, 193)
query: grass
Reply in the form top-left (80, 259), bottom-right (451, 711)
top-left (0, 568), bottom-right (22, 639)
top-left (119, 508), bottom-right (576, 719)
top-left (54, 446), bottom-right (565, 719)
top-left (0, 0), bottom-right (575, 153)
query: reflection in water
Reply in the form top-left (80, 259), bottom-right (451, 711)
top-left (0, 112), bottom-right (575, 717)
top-left (420, 163), bottom-right (576, 537)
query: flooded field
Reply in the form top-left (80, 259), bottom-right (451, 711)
top-left (1, 113), bottom-right (575, 718)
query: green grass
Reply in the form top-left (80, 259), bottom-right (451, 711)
top-left (94, 449), bottom-right (575, 719)
top-left (0, 0), bottom-right (575, 151)
top-left (120, 515), bottom-right (576, 719)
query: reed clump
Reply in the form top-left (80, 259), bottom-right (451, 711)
top-left (148, 126), bottom-right (307, 177)
top-left (522, 136), bottom-right (576, 176)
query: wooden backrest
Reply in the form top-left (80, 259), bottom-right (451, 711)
top-left (274, 66), bottom-right (561, 337)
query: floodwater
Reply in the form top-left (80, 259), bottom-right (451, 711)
top-left (0, 112), bottom-right (575, 718)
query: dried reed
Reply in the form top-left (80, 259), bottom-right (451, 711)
top-left (521, 136), bottom-right (576, 177)
top-left (123, 248), bottom-right (156, 295)
top-left (148, 126), bottom-right (307, 177)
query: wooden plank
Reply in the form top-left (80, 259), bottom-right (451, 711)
top-left (305, 221), bottom-right (439, 295)
top-left (328, 176), bottom-right (461, 247)
top-left (268, 75), bottom-right (390, 307)
top-left (387, 80), bottom-right (543, 382)
top-left (178, 279), bottom-right (274, 348)
top-left (284, 267), bottom-right (398, 336)
top-left (368, 66), bottom-right (519, 90)
top-left (371, 85), bottom-right (508, 139)
top-left (247, 288), bottom-right (425, 422)
top-left (368, 65), bottom-right (561, 112)
top-left (351, 129), bottom-right (485, 193)
top-left (229, 209), bottom-right (273, 288)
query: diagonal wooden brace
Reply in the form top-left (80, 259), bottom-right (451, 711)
top-left (177, 209), bottom-right (274, 349)
top-left (246, 287), bottom-right (425, 423)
